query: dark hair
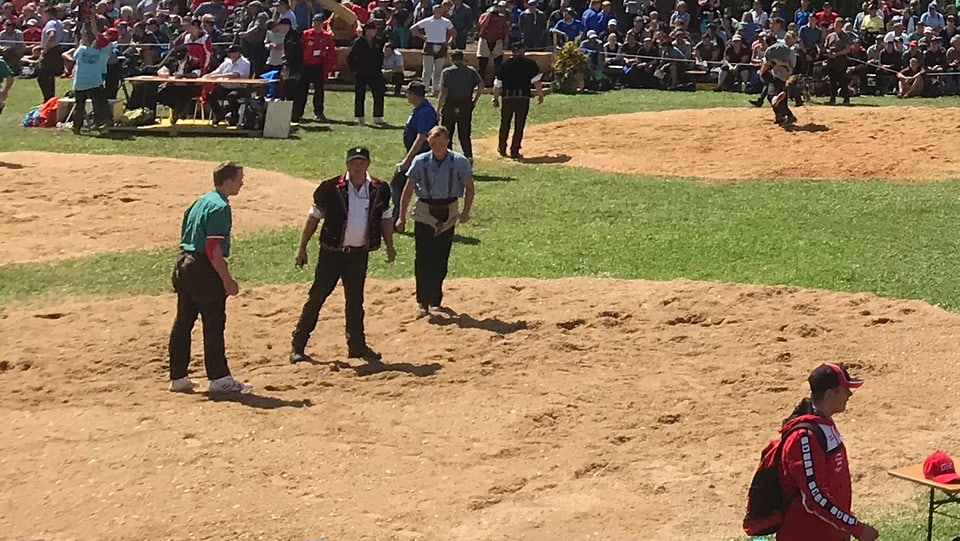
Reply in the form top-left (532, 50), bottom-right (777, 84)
top-left (406, 80), bottom-right (427, 97)
top-left (213, 161), bottom-right (243, 186)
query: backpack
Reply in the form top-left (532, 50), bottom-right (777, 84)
top-left (239, 99), bottom-right (265, 131)
top-left (21, 106), bottom-right (40, 127)
top-left (743, 422), bottom-right (828, 536)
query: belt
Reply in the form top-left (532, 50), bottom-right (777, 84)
top-left (421, 197), bottom-right (457, 205)
top-left (323, 245), bottom-right (366, 253)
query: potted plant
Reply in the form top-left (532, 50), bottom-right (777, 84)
top-left (552, 41), bottom-right (589, 94)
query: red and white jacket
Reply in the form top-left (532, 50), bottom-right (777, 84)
top-left (777, 403), bottom-right (865, 541)
top-left (183, 31), bottom-right (213, 73)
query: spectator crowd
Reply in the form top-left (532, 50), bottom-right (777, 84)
top-left (0, 0), bottom-right (957, 130)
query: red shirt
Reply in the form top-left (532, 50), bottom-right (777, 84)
top-left (815, 9), bottom-right (838, 26)
top-left (347, 2), bottom-right (369, 23)
top-left (301, 27), bottom-right (337, 71)
top-left (22, 26), bottom-right (40, 43)
top-left (777, 412), bottom-right (865, 541)
top-left (478, 11), bottom-right (510, 42)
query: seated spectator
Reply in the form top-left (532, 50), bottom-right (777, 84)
top-left (885, 16), bottom-right (907, 44)
top-left (658, 37), bottom-right (688, 89)
top-left (0, 19), bottom-right (25, 61)
top-left (739, 10), bottom-right (758, 45)
top-left (816, 1), bottom-right (839, 26)
top-left (125, 20), bottom-right (160, 69)
top-left (602, 18), bottom-right (621, 41)
top-left (770, 16), bottom-right (785, 39)
top-left (551, 7), bottom-right (582, 46)
top-left (693, 30), bottom-right (719, 66)
top-left (946, 33), bottom-right (960, 93)
top-left (620, 30), bottom-right (642, 60)
top-left (147, 17), bottom-right (168, 43)
top-left (206, 44), bottom-right (251, 126)
top-left (580, 29), bottom-right (603, 72)
top-left (670, 0), bottom-right (689, 31)
top-left (903, 37), bottom-right (923, 62)
top-left (898, 54), bottom-right (926, 95)
top-left (602, 31), bottom-right (620, 66)
top-left (22, 18), bottom-right (40, 45)
top-left (194, 0), bottom-right (226, 29)
top-left (921, 0), bottom-right (945, 32)
top-left (382, 40), bottom-right (404, 95)
top-left (715, 33), bottom-right (752, 91)
top-left (923, 33), bottom-right (947, 91)
top-left (626, 14), bottom-right (648, 41)
top-left (153, 45), bottom-right (202, 122)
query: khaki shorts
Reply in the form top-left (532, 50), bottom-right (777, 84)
top-left (477, 38), bottom-right (504, 59)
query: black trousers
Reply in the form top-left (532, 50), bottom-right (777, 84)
top-left (477, 55), bottom-right (503, 85)
top-left (498, 96), bottom-right (530, 155)
top-left (391, 167), bottom-right (406, 221)
top-left (73, 86), bottom-right (111, 131)
top-left (767, 76), bottom-right (793, 120)
top-left (158, 84), bottom-right (202, 120)
top-left (37, 69), bottom-right (58, 102)
top-left (208, 86), bottom-right (246, 124)
top-left (169, 252), bottom-right (230, 381)
top-left (354, 73), bottom-right (386, 118)
top-left (441, 97), bottom-right (474, 158)
top-left (388, 71), bottom-right (404, 95)
top-left (414, 220), bottom-right (455, 307)
top-left (826, 57), bottom-right (850, 100)
top-left (295, 64), bottom-right (325, 120)
top-left (291, 248), bottom-right (369, 353)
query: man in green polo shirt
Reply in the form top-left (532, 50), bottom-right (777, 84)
top-left (0, 49), bottom-right (16, 116)
top-left (169, 161), bottom-right (252, 395)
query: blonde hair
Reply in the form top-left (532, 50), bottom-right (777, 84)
top-left (427, 125), bottom-right (450, 140)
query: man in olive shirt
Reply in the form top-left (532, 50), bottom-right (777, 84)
top-left (438, 49), bottom-right (483, 162)
top-left (169, 162), bottom-right (252, 395)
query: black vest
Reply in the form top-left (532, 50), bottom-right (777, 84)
top-left (314, 175), bottom-right (392, 251)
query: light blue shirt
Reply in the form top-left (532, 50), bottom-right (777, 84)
top-left (407, 150), bottom-right (472, 200)
top-left (72, 45), bottom-right (111, 91)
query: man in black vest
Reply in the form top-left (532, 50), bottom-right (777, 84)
top-left (492, 42), bottom-right (544, 159)
top-left (290, 146), bottom-right (396, 364)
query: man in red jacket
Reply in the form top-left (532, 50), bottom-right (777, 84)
top-left (777, 363), bottom-right (879, 541)
top-left (297, 12), bottom-right (337, 122)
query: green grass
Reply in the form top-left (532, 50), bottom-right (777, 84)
top-left (6, 83), bottom-right (960, 539)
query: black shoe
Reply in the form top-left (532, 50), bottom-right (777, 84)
top-left (289, 350), bottom-right (309, 364)
top-left (509, 152), bottom-right (522, 160)
top-left (842, 98), bottom-right (851, 106)
top-left (497, 148), bottom-right (507, 157)
top-left (828, 97), bottom-right (836, 105)
top-left (348, 345), bottom-right (382, 362)
top-left (749, 98), bottom-right (764, 107)
top-left (774, 115), bottom-right (785, 125)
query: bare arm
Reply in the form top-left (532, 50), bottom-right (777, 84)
top-left (437, 86), bottom-right (448, 110)
top-left (394, 178), bottom-right (417, 231)
top-left (381, 218), bottom-right (395, 261)
top-left (534, 79), bottom-right (544, 103)
top-left (295, 214), bottom-right (320, 267)
top-left (208, 242), bottom-right (239, 295)
top-left (460, 176), bottom-right (474, 221)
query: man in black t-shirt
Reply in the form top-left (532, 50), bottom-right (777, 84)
top-left (492, 42), bottom-right (544, 159)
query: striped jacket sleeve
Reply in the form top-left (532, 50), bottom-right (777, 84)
top-left (781, 428), bottom-right (866, 539)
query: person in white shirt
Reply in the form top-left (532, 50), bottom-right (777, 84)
top-left (411, 3), bottom-right (455, 95)
top-left (207, 45), bottom-right (252, 126)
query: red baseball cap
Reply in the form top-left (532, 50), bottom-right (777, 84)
top-left (808, 363), bottom-right (863, 394)
top-left (924, 451), bottom-right (960, 484)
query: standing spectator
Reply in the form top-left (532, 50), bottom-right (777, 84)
top-left (292, 0), bottom-right (323, 31)
top-left (816, 1), bottom-right (838, 26)
top-left (238, 11), bottom-right (269, 74)
top-left (581, 0), bottom-right (601, 32)
top-left (739, 11), bottom-right (758, 45)
top-left (195, 0), bottom-right (227, 29)
top-left (795, 0), bottom-right (813, 26)
top-left (448, 0), bottom-right (472, 49)
top-left (289, 146), bottom-right (396, 365)
top-left (922, 0), bottom-right (946, 31)
top-left (264, 19), bottom-right (286, 73)
top-left (773, 364), bottom-right (879, 541)
top-left (387, 0), bottom-right (413, 47)
top-left (477, 1), bottom-right (509, 80)
top-left (394, 80), bottom-right (436, 213)
top-left (381, 40), bottom-right (405, 94)
top-left (347, 20), bottom-right (387, 126)
top-left (824, 16), bottom-right (852, 104)
top-left (274, 0), bottom-right (299, 29)
top-left (519, 0), bottom-right (547, 48)
top-left (411, 3), bottom-right (454, 96)
top-left (491, 42), bottom-right (542, 158)
top-left (36, 5), bottom-right (63, 101)
top-left (879, 35), bottom-right (903, 92)
top-left (0, 50), bottom-right (14, 115)
top-left (65, 32), bottom-right (112, 132)
top-left (169, 162), bottom-right (252, 395)
top-left (438, 49), bottom-right (482, 161)
top-left (298, 12), bottom-right (336, 122)
top-left (395, 125), bottom-right (474, 317)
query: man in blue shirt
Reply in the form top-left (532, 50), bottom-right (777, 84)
top-left (394, 81), bottom-right (437, 216)
top-left (551, 8), bottom-right (584, 45)
top-left (581, 0), bottom-right (602, 32)
top-left (395, 125), bottom-right (475, 317)
top-left (67, 32), bottom-right (112, 134)
top-left (794, 0), bottom-right (812, 27)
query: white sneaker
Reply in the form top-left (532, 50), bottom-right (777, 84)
top-left (169, 376), bottom-right (197, 393)
top-left (356, 117), bottom-right (366, 126)
top-left (208, 376), bottom-right (253, 394)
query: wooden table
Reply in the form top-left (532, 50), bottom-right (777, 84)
top-left (888, 464), bottom-right (960, 541)
top-left (122, 76), bottom-right (272, 136)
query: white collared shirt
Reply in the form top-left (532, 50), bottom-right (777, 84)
top-left (310, 174), bottom-right (392, 248)
top-left (210, 55), bottom-right (251, 88)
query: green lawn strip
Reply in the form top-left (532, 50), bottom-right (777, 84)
top-left (732, 494), bottom-right (959, 541)
top-left (4, 170), bottom-right (960, 310)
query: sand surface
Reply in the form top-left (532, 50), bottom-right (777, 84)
top-left (478, 106), bottom-right (960, 181)
top-left (3, 277), bottom-right (960, 541)
top-left (0, 152), bottom-right (316, 264)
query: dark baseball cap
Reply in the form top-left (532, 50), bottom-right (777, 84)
top-left (346, 146), bottom-right (371, 161)
top-left (313, 12), bottom-right (324, 21)
top-left (808, 363), bottom-right (863, 394)
top-left (227, 43), bottom-right (241, 53)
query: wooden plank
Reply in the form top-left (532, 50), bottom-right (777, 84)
top-left (888, 465), bottom-right (960, 493)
